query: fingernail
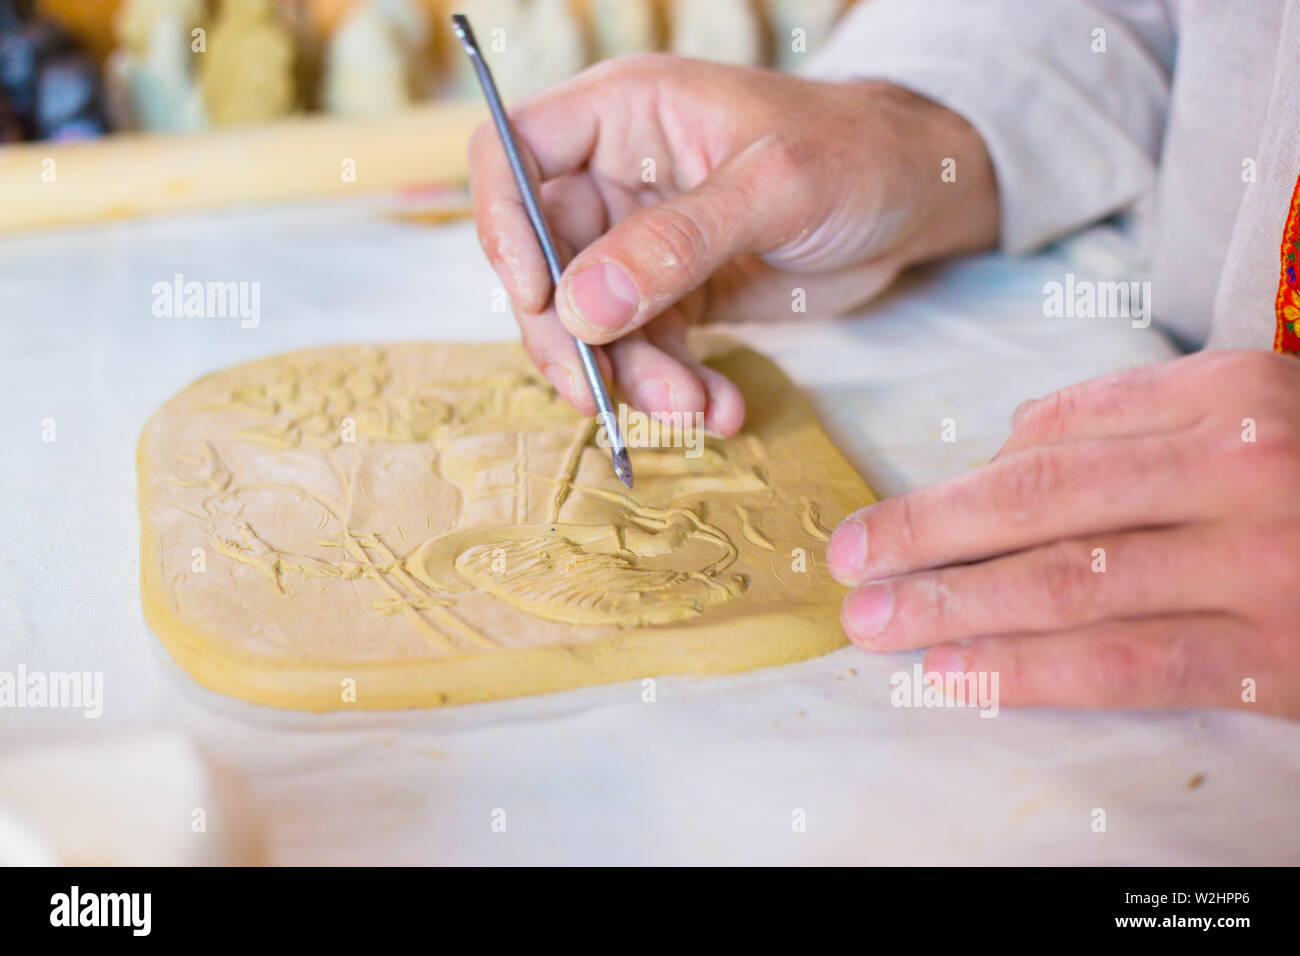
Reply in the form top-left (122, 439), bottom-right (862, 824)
top-left (841, 584), bottom-right (893, 647)
top-left (927, 643), bottom-right (968, 675)
top-left (567, 261), bottom-right (640, 333)
top-left (827, 517), bottom-right (867, 585)
top-left (635, 380), bottom-right (676, 412)
top-left (544, 365), bottom-right (576, 403)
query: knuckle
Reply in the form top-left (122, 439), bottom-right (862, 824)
top-left (467, 120), bottom-right (497, 162)
top-left (1199, 348), bottom-right (1263, 377)
top-left (991, 449), bottom-right (1060, 522)
top-left (1233, 427), bottom-right (1300, 496)
top-left (639, 206), bottom-right (715, 283)
top-left (574, 53), bottom-right (681, 96)
top-left (1212, 349), bottom-right (1300, 402)
top-left (1257, 426), bottom-right (1300, 465)
top-left (904, 575), bottom-right (958, 642)
top-left (760, 134), bottom-right (811, 179)
top-left (1018, 387), bottom-right (1076, 441)
top-left (980, 562), bottom-right (1023, 627)
top-left (889, 494), bottom-right (923, 569)
top-left (1097, 625), bottom-right (1211, 702)
top-left (598, 51), bottom-right (671, 78)
top-left (1149, 629), bottom-right (1204, 697)
top-left (1095, 640), bottom-right (1146, 695)
top-left (474, 217), bottom-right (499, 261)
top-left (1036, 544), bottom-right (1095, 621)
top-left (752, 134), bottom-right (818, 207)
top-left (998, 643), bottom-right (1028, 696)
top-left (519, 341), bottom-right (550, 379)
top-left (1225, 348), bottom-right (1286, 378)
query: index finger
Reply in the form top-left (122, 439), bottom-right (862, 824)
top-left (826, 432), bottom-right (1210, 586)
top-left (467, 70), bottom-right (608, 313)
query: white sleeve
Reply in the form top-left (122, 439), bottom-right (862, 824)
top-left (806, 0), bottom-right (1174, 255)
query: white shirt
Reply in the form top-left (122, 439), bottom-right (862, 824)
top-left (810, 0), bottom-right (1300, 350)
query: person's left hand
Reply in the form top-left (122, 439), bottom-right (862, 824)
top-left (826, 349), bottom-right (1300, 717)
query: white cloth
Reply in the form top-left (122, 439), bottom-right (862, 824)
top-left (811, 0), bottom-right (1300, 350)
top-left (0, 733), bottom-right (259, 865)
top-left (1, 197), bottom-right (1296, 864)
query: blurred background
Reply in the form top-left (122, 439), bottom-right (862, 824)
top-left (0, 0), bottom-right (860, 231)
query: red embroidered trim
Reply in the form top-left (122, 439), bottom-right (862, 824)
top-left (1276, 166), bottom-right (1300, 354)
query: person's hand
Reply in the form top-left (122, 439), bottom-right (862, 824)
top-left (469, 54), bottom-right (997, 434)
top-left (827, 350), bottom-right (1300, 717)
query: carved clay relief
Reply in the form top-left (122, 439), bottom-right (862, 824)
top-left (137, 339), bottom-right (874, 710)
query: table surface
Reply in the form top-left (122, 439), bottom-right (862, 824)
top-left (2, 195), bottom-right (1297, 865)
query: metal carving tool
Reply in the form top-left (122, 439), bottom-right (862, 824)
top-left (451, 13), bottom-right (634, 489)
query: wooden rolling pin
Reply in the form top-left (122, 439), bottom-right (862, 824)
top-left (0, 100), bottom-right (484, 233)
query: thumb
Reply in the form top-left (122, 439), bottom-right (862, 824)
top-left (555, 138), bottom-right (803, 344)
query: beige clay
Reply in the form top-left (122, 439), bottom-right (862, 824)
top-left (137, 338), bottom-right (875, 711)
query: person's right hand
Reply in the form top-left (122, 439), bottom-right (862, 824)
top-left (469, 53), bottom-right (998, 434)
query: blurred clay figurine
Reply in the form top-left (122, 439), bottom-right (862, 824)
top-left (107, 0), bottom-right (207, 133)
top-left (764, 0), bottom-right (843, 70)
top-left (580, 0), bottom-right (658, 60)
top-left (0, 5), bottom-right (106, 140)
top-left (322, 0), bottom-right (429, 117)
top-left (199, 0), bottom-right (295, 126)
top-left (0, 86), bottom-right (22, 141)
top-left (669, 0), bottom-right (764, 66)
top-left (33, 47), bottom-right (105, 138)
top-left (451, 0), bottom-right (586, 103)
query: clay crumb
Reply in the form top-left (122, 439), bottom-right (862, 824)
top-left (1186, 773), bottom-right (1206, 791)
top-left (846, 668), bottom-right (857, 676)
